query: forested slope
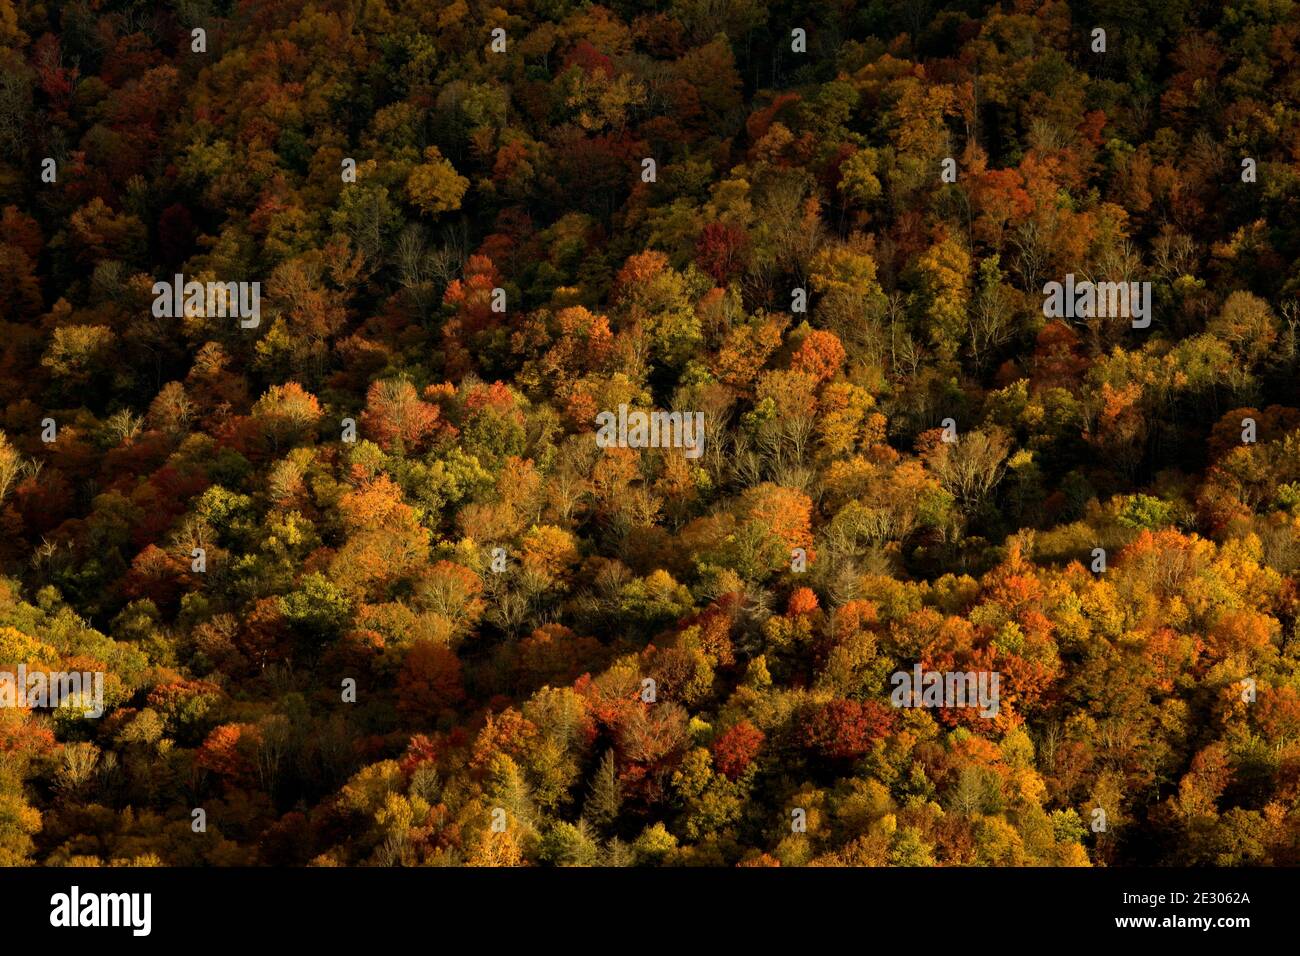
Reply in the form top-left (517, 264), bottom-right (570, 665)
top-left (1, 0), bottom-right (1299, 866)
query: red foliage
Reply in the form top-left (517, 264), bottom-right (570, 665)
top-left (790, 330), bottom-right (846, 383)
top-left (711, 720), bottom-right (765, 780)
top-left (14, 472), bottom-right (74, 537)
top-left (800, 699), bottom-right (896, 761)
top-left (563, 40), bottom-right (615, 79)
top-left (360, 379), bottom-right (442, 452)
top-left (695, 222), bottom-right (750, 284)
top-left (398, 733), bottom-right (442, 776)
top-left (197, 723), bottom-right (260, 785)
top-left (33, 34), bottom-right (78, 111)
top-left (442, 255), bottom-right (505, 375)
top-left (512, 624), bottom-right (604, 690)
top-left (1029, 320), bottom-right (1088, 389)
top-left (746, 92), bottom-right (801, 143)
top-left (787, 587), bottom-right (820, 616)
top-left (396, 642), bottom-right (465, 725)
top-left (120, 544), bottom-right (188, 612)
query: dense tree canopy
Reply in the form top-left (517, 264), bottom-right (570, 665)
top-left (1, 0), bottom-right (1299, 867)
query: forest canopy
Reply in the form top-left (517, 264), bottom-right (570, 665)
top-left (1, 0), bottom-right (1299, 867)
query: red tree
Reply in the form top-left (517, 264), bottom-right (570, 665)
top-left (397, 642), bottom-right (465, 725)
top-left (712, 720), bottom-right (765, 780)
top-left (801, 700), bottom-right (896, 761)
top-left (695, 222), bottom-right (749, 284)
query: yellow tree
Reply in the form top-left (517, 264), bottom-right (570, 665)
top-left (407, 146), bottom-right (470, 216)
top-left (914, 233), bottom-right (971, 362)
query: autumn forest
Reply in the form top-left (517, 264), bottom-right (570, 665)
top-left (1, 0), bottom-right (1300, 869)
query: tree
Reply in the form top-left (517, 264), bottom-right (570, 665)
top-left (613, 250), bottom-right (703, 369)
top-left (584, 748), bottom-right (622, 830)
top-left (197, 723), bottom-right (261, 787)
top-left (251, 382), bottom-right (322, 453)
top-left (711, 721), bottom-right (764, 780)
top-left (360, 378), bottom-right (442, 453)
top-left (541, 818), bottom-right (601, 866)
top-left (406, 146), bottom-right (470, 216)
top-left (924, 427), bottom-right (1012, 517)
top-left (396, 641), bottom-right (465, 725)
top-left (1208, 291), bottom-right (1277, 365)
top-left (914, 233), bottom-right (971, 362)
top-left (695, 222), bottom-right (749, 284)
top-left (801, 700), bottom-right (895, 762)
top-left (737, 483), bottom-right (813, 569)
top-left (967, 255), bottom-right (1016, 371)
top-left (839, 147), bottom-right (882, 209)
top-left (0, 430), bottom-right (19, 507)
top-left (6, 0), bottom-right (1300, 873)
top-left (147, 382), bottom-right (195, 435)
top-left (41, 325), bottom-right (116, 394)
top-left (790, 329), bottom-right (846, 384)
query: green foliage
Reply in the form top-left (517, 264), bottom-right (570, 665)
top-left (279, 573), bottom-right (353, 644)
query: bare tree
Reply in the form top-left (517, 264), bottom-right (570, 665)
top-left (1009, 217), bottom-right (1050, 294)
top-left (967, 273), bottom-right (1015, 372)
top-left (0, 431), bottom-right (20, 506)
top-left (926, 427), bottom-right (1012, 515)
